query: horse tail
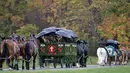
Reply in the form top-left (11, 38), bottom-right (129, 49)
top-left (97, 47), bottom-right (108, 65)
top-left (0, 40), bottom-right (8, 57)
top-left (97, 47), bottom-right (106, 57)
top-left (97, 48), bottom-right (101, 57)
top-left (97, 48), bottom-right (102, 64)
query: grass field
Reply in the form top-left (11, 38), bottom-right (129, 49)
top-left (0, 66), bottom-right (129, 73)
top-left (87, 56), bottom-right (98, 65)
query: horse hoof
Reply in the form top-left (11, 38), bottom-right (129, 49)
top-left (33, 67), bottom-right (35, 70)
top-left (22, 66), bottom-right (24, 70)
top-left (9, 68), bottom-right (13, 71)
top-left (16, 68), bottom-right (19, 70)
top-left (76, 63), bottom-right (80, 67)
top-left (14, 64), bottom-right (19, 70)
top-left (0, 68), bottom-right (2, 70)
top-left (80, 66), bottom-right (83, 67)
top-left (102, 65), bottom-right (105, 66)
top-left (26, 68), bottom-right (30, 70)
top-left (26, 68), bottom-right (29, 70)
top-left (83, 65), bottom-right (87, 67)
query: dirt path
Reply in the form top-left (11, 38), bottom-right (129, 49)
top-left (3, 64), bottom-right (129, 71)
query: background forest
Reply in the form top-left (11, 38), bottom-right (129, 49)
top-left (0, 0), bottom-right (130, 55)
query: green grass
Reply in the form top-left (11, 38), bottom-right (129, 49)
top-left (87, 56), bottom-right (98, 65)
top-left (0, 66), bottom-right (129, 73)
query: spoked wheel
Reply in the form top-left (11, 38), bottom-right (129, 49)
top-left (53, 62), bottom-right (56, 68)
top-left (60, 59), bottom-right (63, 68)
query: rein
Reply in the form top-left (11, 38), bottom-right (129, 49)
top-left (18, 57), bottom-right (32, 62)
top-left (0, 57), bottom-right (9, 60)
top-left (104, 47), bottom-right (110, 57)
top-left (77, 53), bottom-right (88, 63)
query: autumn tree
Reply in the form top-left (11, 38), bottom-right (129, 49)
top-left (0, 0), bottom-right (28, 36)
top-left (97, 0), bottom-right (130, 47)
top-left (16, 24), bottom-right (39, 39)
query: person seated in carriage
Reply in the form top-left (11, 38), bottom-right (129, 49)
top-left (106, 39), bottom-right (121, 56)
top-left (98, 37), bottom-right (107, 48)
top-left (114, 41), bottom-right (121, 55)
top-left (48, 35), bottom-right (57, 43)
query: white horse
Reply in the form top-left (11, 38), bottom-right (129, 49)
top-left (97, 46), bottom-right (120, 66)
top-left (97, 47), bottom-right (108, 66)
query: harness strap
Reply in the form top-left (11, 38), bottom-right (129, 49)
top-left (19, 57), bottom-right (32, 62)
top-left (103, 47), bottom-right (110, 57)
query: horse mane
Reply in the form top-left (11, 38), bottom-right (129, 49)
top-left (0, 36), bottom-right (5, 41)
top-left (0, 36), bottom-right (11, 41)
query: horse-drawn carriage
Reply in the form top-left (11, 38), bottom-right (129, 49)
top-left (0, 27), bottom-right (88, 70)
top-left (36, 27), bottom-right (88, 68)
top-left (97, 39), bottom-right (122, 66)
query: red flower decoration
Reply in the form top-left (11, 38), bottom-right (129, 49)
top-left (58, 48), bottom-right (63, 52)
top-left (41, 48), bottom-right (44, 53)
top-left (48, 44), bottom-right (57, 54)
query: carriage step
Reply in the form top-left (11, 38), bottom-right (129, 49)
top-left (45, 59), bottom-right (54, 61)
top-left (44, 58), bottom-right (59, 63)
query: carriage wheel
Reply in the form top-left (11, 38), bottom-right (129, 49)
top-left (60, 59), bottom-right (63, 68)
top-left (44, 59), bottom-right (49, 68)
top-left (53, 62), bottom-right (56, 68)
top-left (65, 63), bottom-right (71, 68)
top-left (39, 56), bottom-right (44, 68)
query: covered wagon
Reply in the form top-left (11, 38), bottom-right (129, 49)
top-left (36, 27), bottom-right (79, 68)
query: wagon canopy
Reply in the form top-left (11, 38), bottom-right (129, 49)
top-left (107, 39), bottom-right (115, 44)
top-left (106, 39), bottom-right (120, 46)
top-left (36, 26), bottom-right (78, 39)
top-left (36, 27), bottom-right (58, 37)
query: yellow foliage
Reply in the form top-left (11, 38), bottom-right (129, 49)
top-left (11, 15), bottom-right (24, 27)
top-left (98, 14), bottom-right (130, 47)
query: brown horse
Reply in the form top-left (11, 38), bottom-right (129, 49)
top-left (120, 49), bottom-right (130, 65)
top-left (16, 35), bottom-right (38, 70)
top-left (23, 35), bottom-right (38, 70)
top-left (16, 36), bottom-right (26, 70)
top-left (0, 39), bottom-right (20, 70)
